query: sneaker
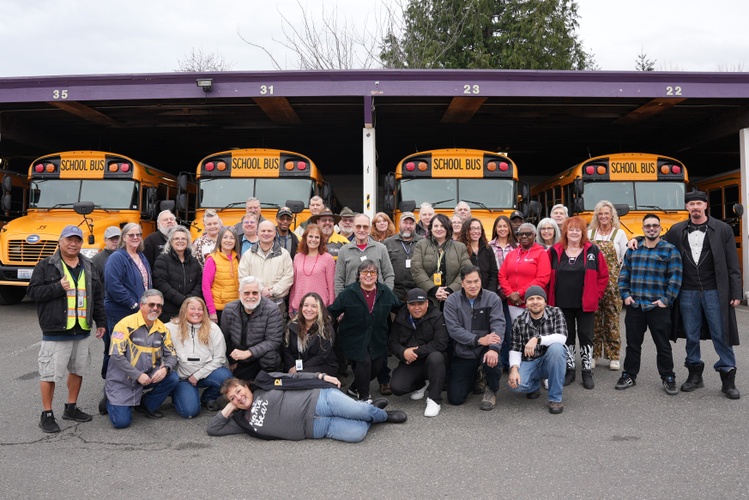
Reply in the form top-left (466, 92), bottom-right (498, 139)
top-left (609, 360), bottom-right (621, 371)
top-left (346, 386), bottom-right (360, 399)
top-left (62, 404), bottom-right (93, 422)
top-left (39, 410), bottom-right (61, 433)
top-left (379, 383), bottom-right (392, 396)
top-left (98, 394), bottom-right (108, 415)
top-left (410, 381), bottom-right (430, 400)
top-left (473, 368), bottom-right (486, 395)
top-left (135, 402), bottom-right (164, 419)
top-left (526, 389), bottom-right (541, 400)
top-left (424, 398), bottom-right (441, 417)
top-left (479, 388), bottom-right (497, 411)
top-left (543, 379), bottom-right (549, 390)
top-left (591, 358), bottom-right (596, 369)
top-left (581, 370), bottom-right (594, 390)
top-left (663, 377), bottom-right (678, 396)
top-left (615, 373), bottom-right (636, 390)
top-left (548, 401), bottom-right (564, 414)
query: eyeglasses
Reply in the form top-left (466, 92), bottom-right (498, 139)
top-left (517, 232), bottom-right (534, 237)
top-left (172, 237), bottom-right (188, 242)
top-left (643, 224), bottom-right (661, 229)
top-left (360, 270), bottom-right (378, 276)
top-left (540, 227), bottom-right (554, 232)
top-left (355, 225), bottom-right (370, 230)
top-left (126, 233), bottom-right (142, 238)
top-left (146, 302), bottom-right (163, 309)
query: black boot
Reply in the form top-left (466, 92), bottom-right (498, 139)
top-left (564, 368), bottom-right (576, 386)
top-left (680, 362), bottom-right (705, 392)
top-left (720, 368), bottom-right (740, 399)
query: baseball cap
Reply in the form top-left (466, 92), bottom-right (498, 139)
top-left (406, 288), bottom-right (428, 303)
top-left (510, 210), bottom-right (524, 220)
top-left (400, 211), bottom-right (416, 223)
top-left (60, 225), bottom-right (83, 239)
top-left (277, 207), bottom-right (293, 218)
top-left (104, 226), bottom-right (121, 239)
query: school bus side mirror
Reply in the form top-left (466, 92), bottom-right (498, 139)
top-left (614, 203), bottom-right (630, 217)
top-left (286, 200), bottom-right (304, 214)
top-left (1, 194), bottom-right (10, 212)
top-left (384, 173), bottom-right (396, 193)
top-left (733, 203), bottom-right (744, 217)
top-left (73, 201), bottom-right (95, 216)
top-left (528, 200), bottom-right (542, 217)
top-left (1, 175), bottom-right (11, 194)
top-left (178, 173), bottom-right (190, 192)
top-left (176, 193), bottom-right (187, 212)
top-left (573, 177), bottom-right (584, 196)
top-left (398, 200), bottom-right (416, 213)
top-left (160, 200), bottom-right (175, 213)
top-left (573, 198), bottom-right (584, 214)
top-left (519, 182), bottom-right (530, 200)
top-left (383, 195), bottom-right (394, 213)
top-left (321, 182), bottom-right (332, 206)
top-left (30, 188), bottom-right (40, 205)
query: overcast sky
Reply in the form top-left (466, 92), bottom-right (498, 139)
top-left (0, 0), bottom-right (746, 77)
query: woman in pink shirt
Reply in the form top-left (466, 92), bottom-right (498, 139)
top-left (288, 224), bottom-right (335, 314)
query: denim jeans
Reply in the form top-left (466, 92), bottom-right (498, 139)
top-left (172, 366), bottom-right (233, 419)
top-left (508, 343), bottom-right (566, 403)
top-left (107, 370), bottom-right (179, 429)
top-left (679, 289), bottom-right (736, 371)
top-left (311, 388), bottom-right (388, 442)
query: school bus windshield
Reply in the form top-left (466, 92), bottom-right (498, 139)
top-left (399, 178), bottom-right (516, 209)
top-left (582, 181), bottom-right (685, 211)
top-left (29, 179), bottom-right (139, 210)
top-left (199, 178), bottom-right (316, 208)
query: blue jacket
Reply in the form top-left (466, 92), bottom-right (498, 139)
top-left (104, 248), bottom-right (151, 323)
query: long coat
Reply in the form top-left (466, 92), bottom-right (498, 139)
top-left (665, 217), bottom-right (741, 345)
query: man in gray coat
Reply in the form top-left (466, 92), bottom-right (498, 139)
top-left (384, 211), bottom-right (423, 301)
top-left (221, 276), bottom-right (284, 381)
top-left (335, 213), bottom-right (395, 296)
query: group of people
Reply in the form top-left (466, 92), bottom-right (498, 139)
top-left (28, 189), bottom-right (742, 442)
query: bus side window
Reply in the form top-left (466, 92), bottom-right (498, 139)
top-left (708, 189), bottom-right (722, 219)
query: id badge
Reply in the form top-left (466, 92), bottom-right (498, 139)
top-left (360, 255), bottom-right (367, 261)
top-left (405, 259), bottom-right (411, 269)
top-left (433, 273), bottom-right (442, 286)
top-left (295, 359), bottom-right (304, 371)
top-left (77, 290), bottom-right (85, 308)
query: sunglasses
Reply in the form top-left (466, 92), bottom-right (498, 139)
top-left (146, 302), bottom-right (163, 309)
top-left (517, 232), bottom-right (534, 237)
top-left (643, 224), bottom-right (660, 229)
top-left (360, 270), bottom-right (378, 276)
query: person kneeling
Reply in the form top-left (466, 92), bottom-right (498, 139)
top-left (507, 286), bottom-right (568, 414)
top-left (206, 372), bottom-right (407, 443)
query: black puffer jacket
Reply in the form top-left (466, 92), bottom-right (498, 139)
top-left (152, 248), bottom-right (203, 322)
top-left (221, 297), bottom-right (284, 371)
top-left (388, 303), bottom-right (449, 361)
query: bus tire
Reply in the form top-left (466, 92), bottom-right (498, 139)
top-left (0, 286), bottom-right (26, 305)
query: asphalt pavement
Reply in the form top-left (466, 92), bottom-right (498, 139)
top-left (2, 299), bottom-right (749, 499)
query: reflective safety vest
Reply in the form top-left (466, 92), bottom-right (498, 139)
top-left (62, 263), bottom-right (89, 330)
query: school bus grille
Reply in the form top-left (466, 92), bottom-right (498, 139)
top-left (6, 239), bottom-right (58, 263)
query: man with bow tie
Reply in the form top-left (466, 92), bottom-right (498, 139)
top-left (664, 190), bottom-right (742, 399)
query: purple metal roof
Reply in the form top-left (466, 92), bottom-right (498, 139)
top-left (2, 69), bottom-right (749, 103)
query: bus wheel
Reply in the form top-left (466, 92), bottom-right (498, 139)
top-left (0, 286), bottom-right (26, 305)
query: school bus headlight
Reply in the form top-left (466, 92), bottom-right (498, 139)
top-left (418, 162), bottom-right (428, 171)
top-left (204, 162), bottom-right (215, 171)
top-left (217, 161), bottom-right (227, 171)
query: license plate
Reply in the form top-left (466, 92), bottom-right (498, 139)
top-left (17, 269), bottom-right (33, 280)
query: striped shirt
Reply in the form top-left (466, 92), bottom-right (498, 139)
top-left (618, 239), bottom-right (682, 311)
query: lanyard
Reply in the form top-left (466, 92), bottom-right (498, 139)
top-left (400, 240), bottom-right (414, 255)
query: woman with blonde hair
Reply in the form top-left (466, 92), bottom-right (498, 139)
top-left (588, 200), bottom-right (628, 370)
top-left (283, 292), bottom-right (337, 377)
top-left (202, 226), bottom-right (239, 324)
top-left (371, 212), bottom-right (396, 242)
top-left (167, 297), bottom-right (231, 417)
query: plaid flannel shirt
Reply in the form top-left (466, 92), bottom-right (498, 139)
top-left (510, 305), bottom-right (567, 362)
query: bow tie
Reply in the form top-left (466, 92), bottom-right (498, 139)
top-left (688, 225), bottom-right (706, 233)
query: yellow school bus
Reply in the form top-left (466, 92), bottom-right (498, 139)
top-left (696, 169), bottom-right (743, 271)
top-left (0, 151), bottom-right (179, 305)
top-left (531, 152), bottom-right (689, 239)
top-left (384, 149), bottom-right (528, 232)
top-left (0, 169), bottom-right (29, 228)
top-left (186, 148), bottom-right (331, 237)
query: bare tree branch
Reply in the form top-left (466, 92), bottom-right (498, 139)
top-left (176, 47), bottom-right (235, 72)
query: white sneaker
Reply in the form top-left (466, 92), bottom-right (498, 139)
top-left (543, 379), bottom-right (549, 390)
top-left (424, 397), bottom-right (441, 417)
top-left (410, 381), bottom-right (430, 400)
top-left (591, 358), bottom-right (596, 369)
top-left (609, 360), bottom-right (620, 371)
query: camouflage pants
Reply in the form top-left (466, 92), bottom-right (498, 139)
top-left (593, 283), bottom-right (622, 360)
